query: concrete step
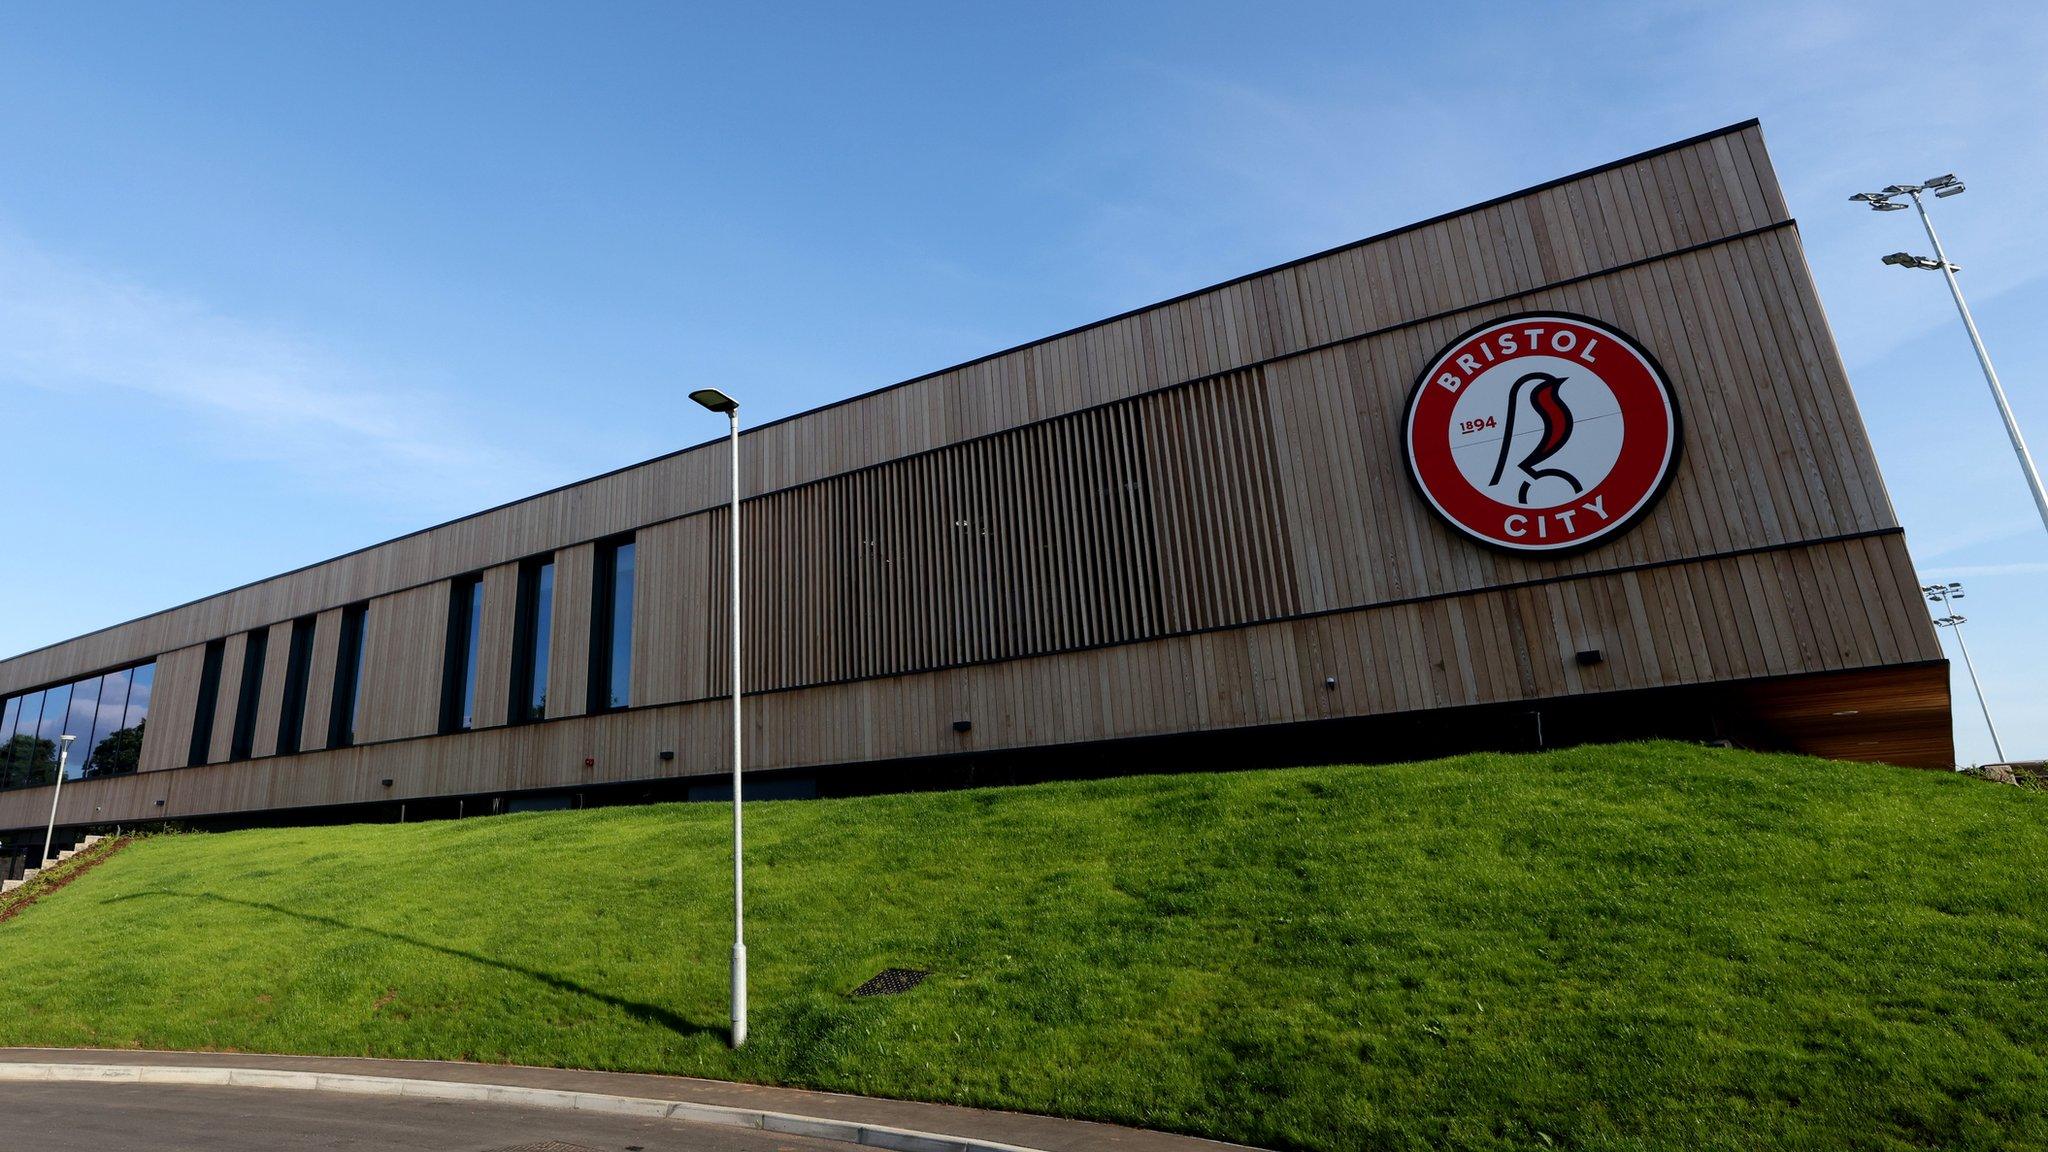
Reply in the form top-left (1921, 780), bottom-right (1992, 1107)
top-left (0, 878), bottom-right (20, 894)
top-left (54, 850), bottom-right (74, 862)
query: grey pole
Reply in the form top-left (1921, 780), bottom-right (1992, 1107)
top-left (727, 405), bottom-right (746, 1049)
top-left (692, 385), bottom-right (746, 1049)
top-left (1925, 582), bottom-right (2005, 764)
top-left (1904, 188), bottom-right (2048, 534)
top-left (41, 735), bottom-right (75, 866)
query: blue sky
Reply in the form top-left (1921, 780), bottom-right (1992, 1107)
top-left (1, 2), bottom-right (2043, 763)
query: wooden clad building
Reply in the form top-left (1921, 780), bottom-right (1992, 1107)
top-left (0, 120), bottom-right (1953, 838)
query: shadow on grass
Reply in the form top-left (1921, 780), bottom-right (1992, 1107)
top-left (105, 889), bottom-right (722, 1042)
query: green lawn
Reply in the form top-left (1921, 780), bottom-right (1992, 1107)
top-left (0, 741), bottom-right (2043, 1151)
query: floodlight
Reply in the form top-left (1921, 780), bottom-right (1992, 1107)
top-left (1873, 200), bottom-right (1909, 211)
top-left (1882, 183), bottom-right (1921, 195)
top-left (1934, 184), bottom-right (1965, 197)
top-left (1924, 174), bottom-right (1959, 188)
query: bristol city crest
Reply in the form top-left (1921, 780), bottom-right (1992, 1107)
top-left (1402, 312), bottom-right (1680, 554)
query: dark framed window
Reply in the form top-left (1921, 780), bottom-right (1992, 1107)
top-left (275, 616), bottom-right (317, 755)
top-left (328, 602), bottom-right (369, 749)
top-left (188, 638), bottom-right (227, 766)
top-left (440, 575), bottom-right (484, 733)
top-left (589, 535), bottom-right (635, 712)
top-left (228, 628), bottom-right (268, 762)
top-left (0, 660), bottom-right (155, 788)
top-left (509, 556), bottom-right (554, 723)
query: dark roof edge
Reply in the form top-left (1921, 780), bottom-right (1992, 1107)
top-left (1, 117), bottom-right (1765, 668)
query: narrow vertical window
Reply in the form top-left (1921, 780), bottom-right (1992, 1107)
top-left (228, 629), bottom-right (268, 762)
top-left (589, 535), bottom-right (636, 712)
top-left (328, 602), bottom-right (368, 749)
top-left (440, 575), bottom-right (483, 733)
top-left (275, 617), bottom-right (316, 755)
top-left (509, 556), bottom-right (554, 723)
top-left (189, 638), bottom-right (227, 766)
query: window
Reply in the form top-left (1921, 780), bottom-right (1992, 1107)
top-left (1, 690), bottom-right (47, 788)
top-left (189, 639), bottom-right (227, 766)
top-left (328, 602), bottom-right (369, 749)
top-left (228, 629), bottom-right (268, 762)
top-left (0, 660), bottom-right (155, 788)
top-left (89, 663), bottom-right (153, 777)
top-left (440, 575), bottom-right (484, 733)
top-left (275, 616), bottom-right (316, 755)
top-left (590, 536), bottom-right (636, 712)
top-left (509, 557), bottom-right (554, 723)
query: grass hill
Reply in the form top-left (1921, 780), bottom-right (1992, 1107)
top-left (0, 741), bottom-right (2043, 1151)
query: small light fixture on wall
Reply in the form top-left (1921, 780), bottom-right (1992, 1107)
top-left (1575, 649), bottom-right (1604, 667)
top-left (952, 719), bottom-right (972, 734)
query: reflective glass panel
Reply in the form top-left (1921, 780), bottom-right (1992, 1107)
top-left (64, 675), bottom-right (102, 781)
top-left (607, 541), bottom-right (635, 710)
top-left (529, 561), bottom-right (554, 720)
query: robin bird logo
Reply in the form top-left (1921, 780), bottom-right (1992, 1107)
top-left (1487, 371), bottom-right (1582, 504)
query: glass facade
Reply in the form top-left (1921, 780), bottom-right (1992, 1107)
top-left (329, 603), bottom-right (369, 748)
top-left (228, 629), bottom-right (268, 762)
top-left (0, 661), bottom-right (155, 789)
top-left (441, 575), bottom-right (484, 733)
top-left (591, 537), bottom-right (635, 711)
top-left (188, 638), bottom-right (226, 765)
top-left (276, 616), bottom-right (317, 755)
top-left (511, 557), bottom-right (554, 723)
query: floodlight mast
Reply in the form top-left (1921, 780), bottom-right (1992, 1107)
top-left (1854, 177), bottom-right (2048, 534)
top-left (1921, 581), bottom-right (2004, 764)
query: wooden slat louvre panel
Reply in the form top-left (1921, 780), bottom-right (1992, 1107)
top-left (297, 607), bottom-right (345, 754)
top-left (696, 370), bottom-right (1287, 697)
top-left (471, 564), bottom-right (519, 729)
top-left (206, 638), bottom-right (246, 766)
top-left (548, 544), bottom-right (595, 719)
top-left (354, 584), bottom-right (446, 744)
top-left (137, 643), bottom-right (209, 772)
top-left (248, 621), bottom-right (294, 759)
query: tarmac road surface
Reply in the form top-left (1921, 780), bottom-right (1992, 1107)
top-left (0, 1081), bottom-right (844, 1151)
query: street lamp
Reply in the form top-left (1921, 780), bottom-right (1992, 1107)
top-left (42, 734), bottom-right (75, 867)
top-left (1853, 177), bottom-right (2048, 534)
top-left (689, 386), bottom-right (746, 1049)
top-left (1922, 581), bottom-right (2005, 764)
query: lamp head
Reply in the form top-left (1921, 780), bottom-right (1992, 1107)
top-left (1923, 173), bottom-right (1960, 189)
top-left (60, 734), bottom-right (75, 743)
top-left (689, 388), bottom-right (739, 414)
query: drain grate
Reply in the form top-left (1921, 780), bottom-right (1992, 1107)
top-left (852, 967), bottom-right (929, 997)
top-left (481, 1143), bottom-right (607, 1152)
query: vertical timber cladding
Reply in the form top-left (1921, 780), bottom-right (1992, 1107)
top-left (0, 119), bottom-right (1955, 832)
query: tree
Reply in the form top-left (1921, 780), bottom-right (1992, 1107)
top-left (0, 732), bottom-right (57, 788)
top-left (86, 719), bottom-right (145, 777)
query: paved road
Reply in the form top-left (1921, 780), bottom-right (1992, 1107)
top-left (1, 1081), bottom-right (842, 1151)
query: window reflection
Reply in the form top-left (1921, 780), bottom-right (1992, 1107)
top-left (1, 660), bottom-right (156, 790)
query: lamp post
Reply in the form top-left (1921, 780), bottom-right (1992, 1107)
top-left (1922, 580), bottom-right (2004, 764)
top-left (1852, 177), bottom-right (2048, 535)
top-left (690, 386), bottom-right (746, 1048)
top-left (42, 734), bottom-right (75, 867)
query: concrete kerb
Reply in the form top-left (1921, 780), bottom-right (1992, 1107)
top-left (0, 1062), bottom-right (1045, 1152)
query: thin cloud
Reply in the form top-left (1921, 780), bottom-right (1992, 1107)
top-left (0, 232), bottom-right (536, 506)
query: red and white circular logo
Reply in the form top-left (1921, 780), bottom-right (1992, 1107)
top-left (1403, 312), bottom-right (1681, 554)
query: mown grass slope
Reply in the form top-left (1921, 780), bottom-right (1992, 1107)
top-left (0, 741), bottom-right (2042, 1151)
